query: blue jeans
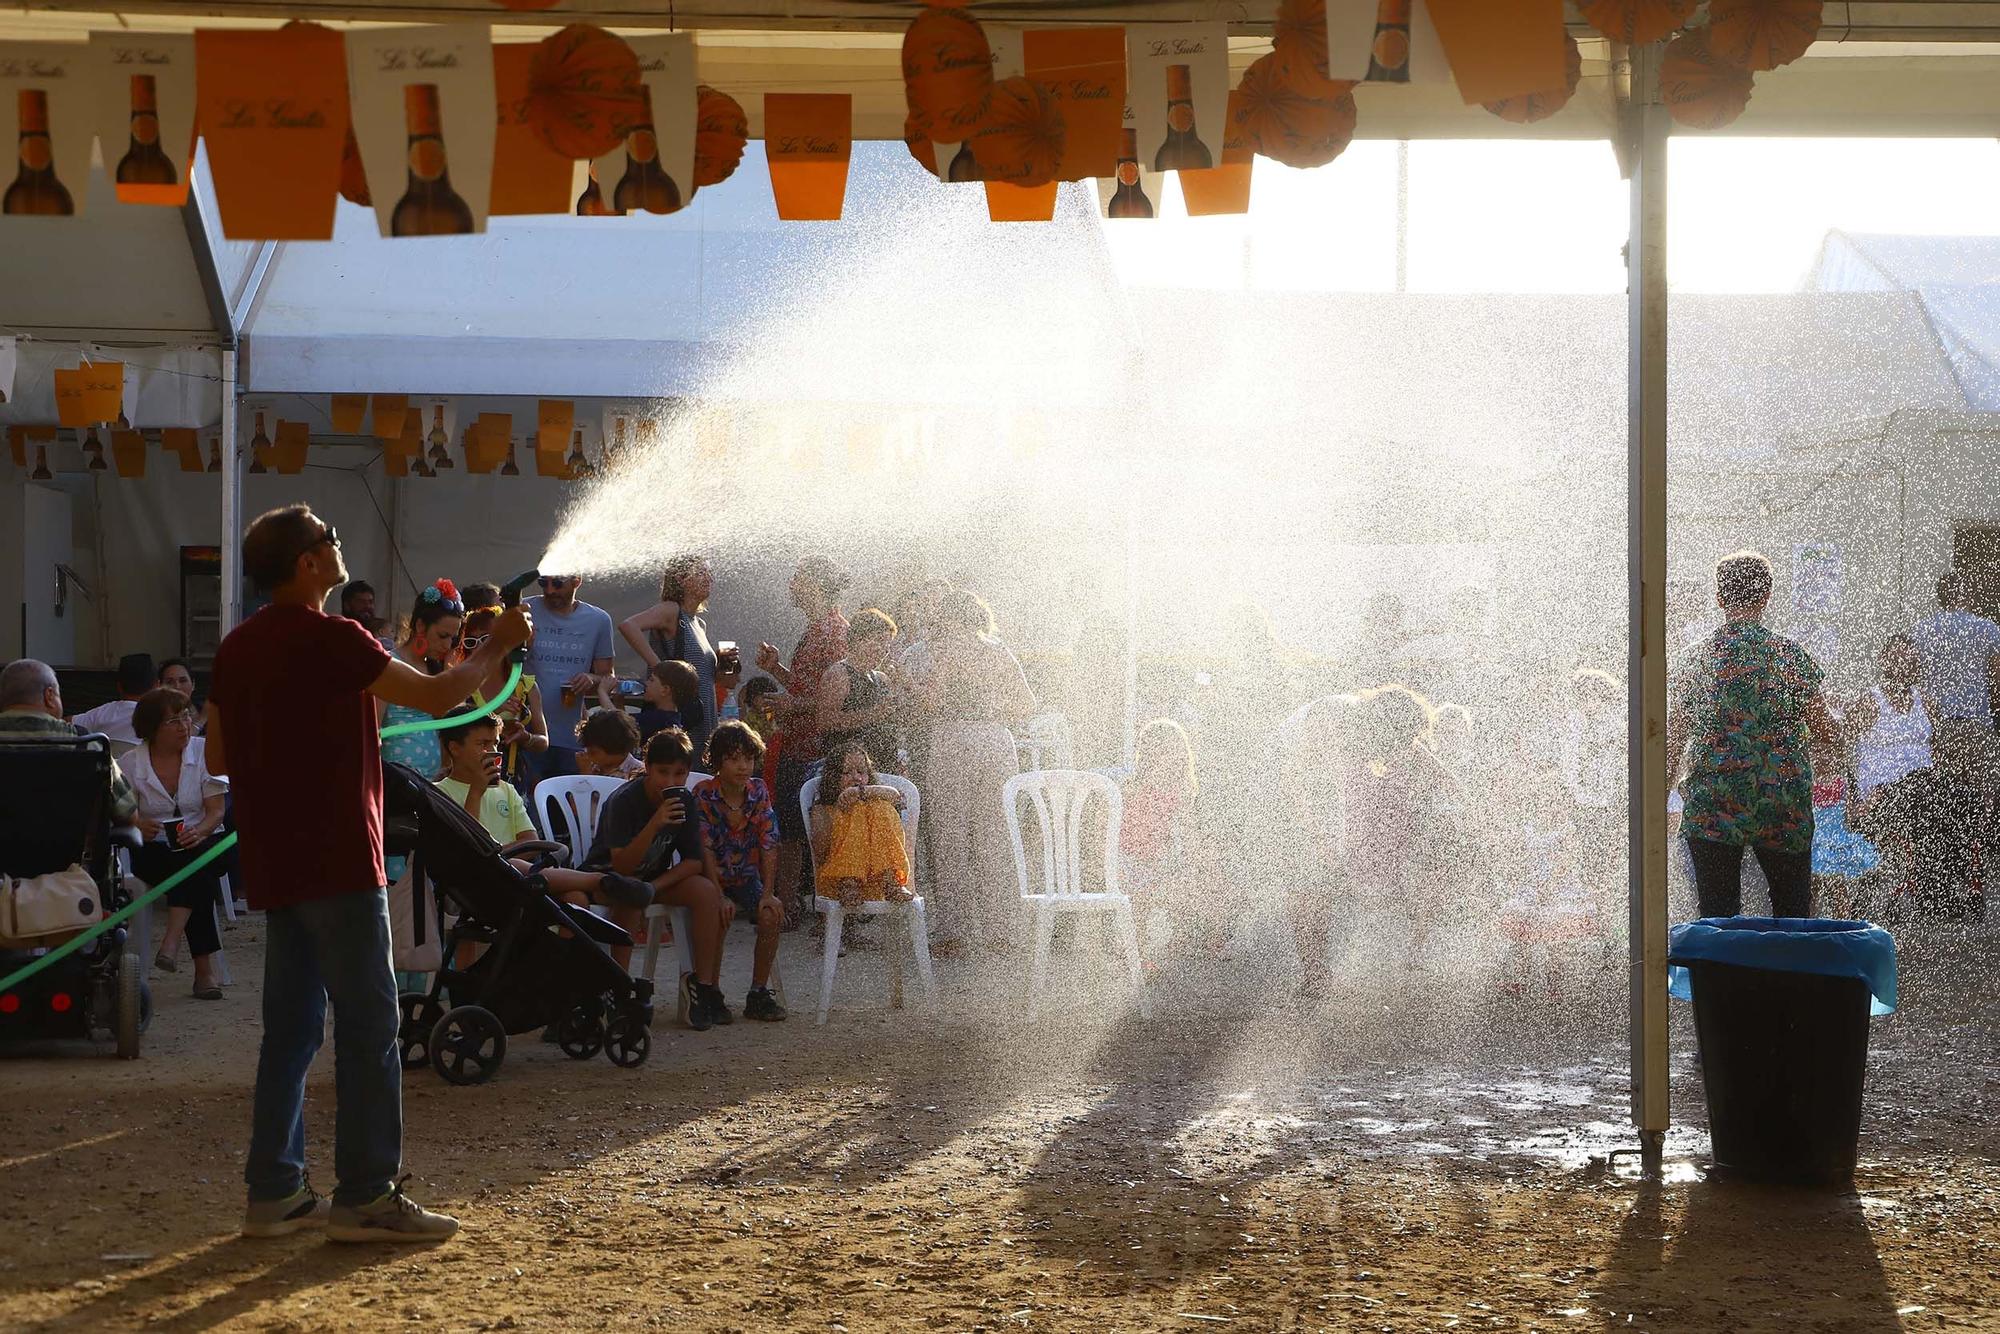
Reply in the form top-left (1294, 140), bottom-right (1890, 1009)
top-left (245, 887), bottom-right (403, 1206)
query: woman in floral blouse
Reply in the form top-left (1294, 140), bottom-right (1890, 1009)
top-left (1666, 551), bottom-right (1841, 918)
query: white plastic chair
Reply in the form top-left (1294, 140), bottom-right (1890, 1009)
top-left (1003, 769), bottom-right (1150, 1020)
top-left (1016, 712), bottom-right (1076, 773)
top-left (536, 775), bottom-right (626, 868)
top-left (801, 772), bottom-right (936, 1025)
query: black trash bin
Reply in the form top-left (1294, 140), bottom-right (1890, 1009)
top-left (1668, 917), bottom-right (1897, 1186)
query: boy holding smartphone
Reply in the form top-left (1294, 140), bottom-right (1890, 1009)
top-left (435, 709), bottom-right (537, 846)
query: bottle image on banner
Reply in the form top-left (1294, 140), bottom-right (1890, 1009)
top-left (946, 141), bottom-right (980, 183)
top-left (1367, 0), bottom-right (1413, 82)
top-left (575, 164), bottom-right (615, 217)
top-left (4, 90), bottom-right (75, 216)
top-left (1152, 65), bottom-right (1212, 172)
top-left (1108, 128), bottom-right (1154, 218)
top-left (115, 75), bottom-right (178, 187)
top-left (247, 412), bottom-right (272, 473)
top-left (612, 87), bottom-right (682, 215)
top-left (389, 84), bottom-right (474, 237)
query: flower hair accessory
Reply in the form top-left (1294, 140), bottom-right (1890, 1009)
top-left (418, 578), bottom-right (464, 615)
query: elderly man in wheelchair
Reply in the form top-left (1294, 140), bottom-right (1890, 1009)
top-left (0, 658), bottom-right (152, 1057)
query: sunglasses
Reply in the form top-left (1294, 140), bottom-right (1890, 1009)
top-left (293, 523), bottom-right (340, 568)
top-left (460, 634), bottom-right (487, 651)
top-left (539, 576), bottom-right (574, 588)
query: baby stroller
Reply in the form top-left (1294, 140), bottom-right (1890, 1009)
top-left (383, 762), bottom-right (653, 1084)
top-left (0, 733), bottom-right (150, 1058)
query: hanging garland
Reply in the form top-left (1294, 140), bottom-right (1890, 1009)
top-left (901, 7), bottom-right (995, 141)
top-left (1707, 0), bottom-right (1824, 72)
top-left (1575, 0), bottom-right (1699, 46)
top-left (1661, 26), bottom-right (1755, 130)
top-left (968, 77), bottom-right (1066, 189)
top-left (693, 85), bottom-right (749, 187)
top-left (525, 25), bottom-right (646, 160)
top-left (1233, 52), bottom-right (1357, 170)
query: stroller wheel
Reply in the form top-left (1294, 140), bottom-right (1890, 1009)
top-left (431, 1006), bottom-right (506, 1085)
top-left (115, 951), bottom-right (144, 1060)
top-left (604, 1014), bottom-right (650, 1068)
top-left (399, 993), bottom-right (445, 1070)
top-left (557, 1006), bottom-right (605, 1060)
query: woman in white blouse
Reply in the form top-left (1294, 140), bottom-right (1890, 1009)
top-left (128, 686), bottom-right (229, 999)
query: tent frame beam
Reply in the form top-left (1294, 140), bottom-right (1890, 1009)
top-left (1625, 39), bottom-right (1671, 1179)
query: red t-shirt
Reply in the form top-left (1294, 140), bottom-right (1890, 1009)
top-left (211, 603), bottom-right (393, 910)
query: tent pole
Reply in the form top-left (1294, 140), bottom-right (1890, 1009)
top-left (1626, 41), bottom-right (1671, 1179)
top-left (220, 348), bottom-right (242, 634)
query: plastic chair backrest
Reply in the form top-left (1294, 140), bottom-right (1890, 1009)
top-left (536, 774), bottom-right (626, 865)
top-left (1003, 769), bottom-right (1120, 900)
top-left (1017, 712), bottom-right (1076, 771)
top-left (800, 771), bottom-right (920, 879)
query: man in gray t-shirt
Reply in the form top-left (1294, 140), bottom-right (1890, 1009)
top-left (523, 575), bottom-right (616, 794)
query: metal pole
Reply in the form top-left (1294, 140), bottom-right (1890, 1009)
top-left (1394, 140), bottom-right (1410, 295)
top-left (220, 348), bottom-right (243, 634)
top-left (1626, 42), bottom-right (1671, 1178)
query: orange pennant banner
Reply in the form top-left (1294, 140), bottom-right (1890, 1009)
top-left (195, 26), bottom-right (350, 240)
top-left (371, 394), bottom-right (410, 440)
top-left (274, 420), bottom-right (311, 474)
top-left (535, 399), bottom-right (573, 456)
top-left (1023, 27), bottom-right (1126, 182)
top-left (1179, 89), bottom-right (1254, 217)
top-left (764, 93), bottom-right (851, 221)
top-left (984, 181), bottom-right (1059, 222)
top-left (1423, 0), bottom-right (1567, 105)
top-left (162, 427), bottom-right (202, 472)
top-left (53, 363), bottom-right (124, 427)
top-left (110, 429), bottom-right (146, 478)
top-left (490, 43), bottom-right (574, 217)
top-left (468, 412), bottom-right (513, 473)
top-left (7, 425), bottom-right (28, 468)
top-left (330, 393), bottom-right (368, 433)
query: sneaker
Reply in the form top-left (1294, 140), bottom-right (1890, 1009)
top-left (701, 983), bottom-right (735, 1026)
top-left (681, 973), bottom-right (711, 1031)
top-left (743, 988), bottom-right (788, 1022)
top-left (242, 1181), bottom-right (330, 1237)
top-left (326, 1177), bottom-right (460, 1243)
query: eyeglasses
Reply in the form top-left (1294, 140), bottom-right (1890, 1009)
top-left (539, 576), bottom-right (573, 588)
top-left (292, 523), bottom-right (339, 569)
top-left (164, 712), bottom-right (197, 729)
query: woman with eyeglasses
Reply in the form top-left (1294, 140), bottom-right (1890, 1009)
top-left (459, 602), bottom-right (549, 786)
top-left (130, 685), bottom-right (230, 998)
top-left (375, 579), bottom-right (466, 783)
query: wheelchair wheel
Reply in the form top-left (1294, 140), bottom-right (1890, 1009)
top-left (115, 951), bottom-right (144, 1060)
top-left (603, 1014), bottom-right (650, 1068)
top-left (430, 1006), bottom-right (506, 1085)
top-left (399, 993), bottom-right (444, 1070)
top-left (557, 1005), bottom-right (604, 1060)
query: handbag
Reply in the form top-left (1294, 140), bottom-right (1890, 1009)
top-left (1, 863), bottom-right (102, 945)
top-left (387, 844), bottom-right (444, 974)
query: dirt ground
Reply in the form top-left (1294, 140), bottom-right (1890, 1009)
top-left (4, 915), bottom-right (1999, 1333)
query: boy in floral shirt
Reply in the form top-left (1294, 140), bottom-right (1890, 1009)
top-left (693, 720), bottom-right (787, 1021)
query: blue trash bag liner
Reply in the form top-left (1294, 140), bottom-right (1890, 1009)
top-left (1668, 917), bottom-right (1897, 1016)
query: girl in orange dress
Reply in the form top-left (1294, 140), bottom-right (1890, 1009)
top-left (810, 741), bottom-right (913, 907)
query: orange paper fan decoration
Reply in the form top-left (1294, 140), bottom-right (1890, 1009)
top-left (526, 25), bottom-right (645, 160)
top-left (693, 85), bottom-right (749, 187)
top-left (1233, 53), bottom-right (1356, 170)
top-left (338, 125), bottom-right (370, 206)
top-left (1661, 26), bottom-right (1755, 130)
top-left (1576, 0), bottom-right (1697, 46)
top-left (1271, 0), bottom-right (1351, 100)
top-left (1707, 0), bottom-right (1823, 72)
top-left (901, 7), bottom-right (994, 141)
top-left (968, 77), bottom-right (1065, 189)
top-left (1483, 30), bottom-right (1582, 124)
top-left (904, 114), bottom-right (939, 177)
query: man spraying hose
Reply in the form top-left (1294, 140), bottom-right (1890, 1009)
top-left (206, 505), bottom-right (531, 1242)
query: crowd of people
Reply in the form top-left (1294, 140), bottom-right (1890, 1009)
top-left (6, 503), bottom-right (1997, 1244)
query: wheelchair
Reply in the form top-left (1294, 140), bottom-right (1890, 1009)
top-left (0, 732), bottom-right (152, 1058)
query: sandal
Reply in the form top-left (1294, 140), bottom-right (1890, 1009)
top-left (193, 985), bottom-right (223, 1001)
top-left (154, 954), bottom-right (178, 973)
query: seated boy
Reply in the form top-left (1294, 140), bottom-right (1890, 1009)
top-left (433, 707), bottom-right (650, 962)
top-left (576, 707), bottom-right (644, 779)
top-left (581, 727), bottom-right (736, 1031)
top-left (692, 720), bottom-right (787, 1021)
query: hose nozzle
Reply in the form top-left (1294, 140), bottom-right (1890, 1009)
top-left (499, 570), bottom-right (539, 608)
